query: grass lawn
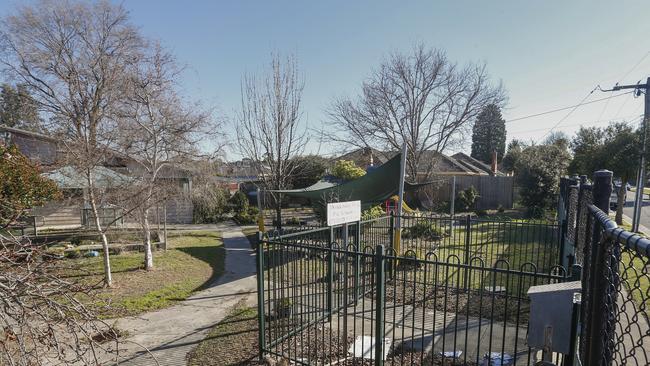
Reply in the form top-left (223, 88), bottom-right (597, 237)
top-left (187, 304), bottom-right (261, 365)
top-left (60, 230), bottom-right (225, 318)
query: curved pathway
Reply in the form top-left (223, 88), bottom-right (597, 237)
top-left (106, 222), bottom-right (257, 366)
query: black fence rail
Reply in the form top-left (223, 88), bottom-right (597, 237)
top-left (257, 240), bottom-right (571, 365)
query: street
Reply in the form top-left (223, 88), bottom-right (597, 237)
top-left (622, 193), bottom-right (650, 232)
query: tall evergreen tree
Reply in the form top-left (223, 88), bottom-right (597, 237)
top-left (0, 83), bottom-right (40, 130)
top-left (471, 104), bottom-right (506, 164)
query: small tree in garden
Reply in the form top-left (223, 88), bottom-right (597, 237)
top-left (0, 0), bottom-right (144, 286)
top-left (230, 191), bottom-right (250, 214)
top-left (331, 160), bottom-right (366, 181)
top-left (288, 155), bottom-right (328, 188)
top-left (235, 54), bottom-right (308, 229)
top-left (325, 44), bottom-right (506, 180)
top-left (501, 139), bottom-right (523, 174)
top-left (515, 140), bottom-right (571, 218)
top-left (119, 43), bottom-right (213, 271)
top-left (0, 144), bottom-right (60, 228)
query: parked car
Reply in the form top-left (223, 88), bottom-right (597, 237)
top-left (610, 191), bottom-right (619, 211)
top-left (613, 180), bottom-right (632, 191)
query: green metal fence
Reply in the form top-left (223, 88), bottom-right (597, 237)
top-left (257, 214), bottom-right (569, 365)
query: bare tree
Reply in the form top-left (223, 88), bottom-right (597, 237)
top-left (0, 234), bottom-right (119, 365)
top-left (0, 0), bottom-right (144, 286)
top-left (119, 44), bottom-right (212, 270)
top-left (235, 54), bottom-right (307, 227)
top-left (325, 44), bottom-right (506, 180)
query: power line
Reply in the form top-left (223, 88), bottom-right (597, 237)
top-left (508, 112), bottom-right (643, 135)
top-left (540, 88), bottom-right (599, 140)
top-left (506, 91), bottom-right (633, 124)
top-left (619, 50), bottom-right (650, 83)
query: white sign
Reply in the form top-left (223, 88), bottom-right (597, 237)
top-left (326, 200), bottom-right (361, 226)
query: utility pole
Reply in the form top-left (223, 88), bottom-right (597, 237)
top-left (605, 77), bottom-right (650, 232)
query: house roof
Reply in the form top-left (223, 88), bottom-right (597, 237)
top-left (451, 152), bottom-right (505, 176)
top-left (333, 147), bottom-right (495, 176)
top-left (44, 165), bottom-right (134, 189)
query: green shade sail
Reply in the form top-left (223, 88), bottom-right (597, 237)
top-left (268, 153), bottom-right (427, 211)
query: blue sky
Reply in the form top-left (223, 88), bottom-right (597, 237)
top-left (2, 1), bottom-right (650, 159)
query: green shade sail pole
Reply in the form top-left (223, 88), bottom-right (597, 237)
top-left (395, 143), bottom-right (407, 254)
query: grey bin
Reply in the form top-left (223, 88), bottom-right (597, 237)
top-left (527, 281), bottom-right (581, 355)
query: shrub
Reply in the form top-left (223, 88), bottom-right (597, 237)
top-left (400, 251), bottom-right (423, 269)
top-left (64, 249), bottom-right (81, 259)
top-left (515, 142), bottom-right (570, 217)
top-left (404, 220), bottom-right (444, 240)
top-left (362, 205), bottom-right (385, 221)
top-left (233, 206), bottom-right (259, 225)
top-left (229, 191), bottom-right (250, 214)
top-left (192, 187), bottom-right (229, 223)
top-left (475, 209), bottom-right (488, 217)
top-left (331, 160), bottom-right (366, 181)
top-left (456, 186), bottom-right (479, 212)
top-left (285, 217), bottom-right (300, 225)
top-left (497, 205), bottom-right (505, 213)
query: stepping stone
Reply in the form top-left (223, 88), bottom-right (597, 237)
top-left (348, 336), bottom-right (392, 360)
top-left (484, 285), bottom-right (506, 294)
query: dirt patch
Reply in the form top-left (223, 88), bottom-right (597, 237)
top-left (187, 304), bottom-right (264, 365)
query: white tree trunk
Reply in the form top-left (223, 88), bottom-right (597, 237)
top-left (143, 207), bottom-right (154, 270)
top-left (88, 187), bottom-right (112, 287)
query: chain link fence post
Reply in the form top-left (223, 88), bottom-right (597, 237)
top-left (586, 169), bottom-right (612, 365)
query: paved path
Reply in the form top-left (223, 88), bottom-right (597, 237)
top-left (106, 222), bottom-right (257, 366)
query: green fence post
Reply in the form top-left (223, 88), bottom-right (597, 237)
top-left (354, 220), bottom-right (361, 304)
top-left (374, 244), bottom-right (385, 366)
top-left (463, 215), bottom-right (471, 290)
top-left (328, 226), bottom-right (334, 321)
top-left (388, 213), bottom-right (395, 251)
top-left (256, 240), bottom-right (266, 362)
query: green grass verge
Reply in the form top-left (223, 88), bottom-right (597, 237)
top-left (60, 230), bottom-right (225, 318)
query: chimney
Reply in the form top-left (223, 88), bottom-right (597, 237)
top-left (491, 151), bottom-right (498, 176)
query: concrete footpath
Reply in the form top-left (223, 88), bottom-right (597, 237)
top-left (106, 222), bottom-right (257, 366)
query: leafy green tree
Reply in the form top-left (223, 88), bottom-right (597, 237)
top-left (288, 155), bottom-right (328, 188)
top-left (0, 83), bottom-right (40, 130)
top-left (569, 122), bottom-right (639, 223)
top-left (515, 141), bottom-right (571, 218)
top-left (471, 104), bottom-right (506, 164)
top-left (0, 144), bottom-right (60, 228)
top-left (569, 126), bottom-right (606, 175)
top-left (229, 190), bottom-right (250, 214)
top-left (501, 139), bottom-right (523, 174)
top-left (331, 160), bottom-right (366, 181)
